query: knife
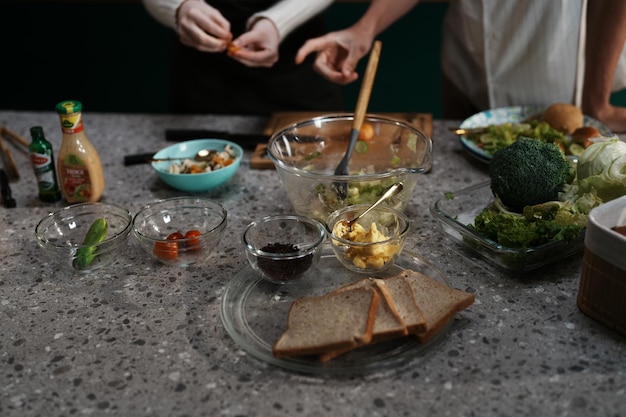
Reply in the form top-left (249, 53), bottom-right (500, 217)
top-left (0, 169), bottom-right (16, 208)
top-left (125, 129), bottom-right (321, 165)
top-left (124, 129), bottom-right (270, 166)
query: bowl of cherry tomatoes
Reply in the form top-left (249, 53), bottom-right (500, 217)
top-left (132, 197), bottom-right (227, 267)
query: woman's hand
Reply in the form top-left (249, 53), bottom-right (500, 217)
top-left (228, 18), bottom-right (280, 67)
top-left (176, 0), bottom-right (232, 52)
top-left (295, 27), bottom-right (374, 85)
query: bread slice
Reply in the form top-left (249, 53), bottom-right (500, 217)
top-left (318, 278), bottom-right (408, 362)
top-left (272, 287), bottom-right (379, 359)
top-left (333, 278), bottom-right (408, 342)
top-left (395, 270), bottom-right (475, 343)
top-left (382, 274), bottom-right (427, 334)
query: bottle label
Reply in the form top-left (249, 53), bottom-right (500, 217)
top-left (60, 154), bottom-right (92, 201)
top-left (30, 152), bottom-right (57, 191)
top-left (59, 113), bottom-right (85, 134)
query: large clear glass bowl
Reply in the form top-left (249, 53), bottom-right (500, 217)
top-left (267, 114), bottom-right (432, 222)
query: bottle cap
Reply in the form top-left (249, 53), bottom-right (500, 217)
top-left (30, 126), bottom-right (44, 137)
top-left (56, 100), bottom-right (82, 114)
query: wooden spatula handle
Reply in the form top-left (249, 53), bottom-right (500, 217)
top-left (353, 40), bottom-right (382, 131)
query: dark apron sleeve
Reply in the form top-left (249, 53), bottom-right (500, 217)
top-left (168, 0), bottom-right (343, 115)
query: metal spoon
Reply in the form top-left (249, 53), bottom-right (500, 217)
top-left (149, 149), bottom-right (217, 163)
top-left (342, 182), bottom-right (403, 231)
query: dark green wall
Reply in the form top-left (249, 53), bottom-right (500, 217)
top-left (2, 1), bottom-right (624, 118)
top-left (0, 1), bottom-right (447, 116)
top-left (0, 1), bottom-right (173, 114)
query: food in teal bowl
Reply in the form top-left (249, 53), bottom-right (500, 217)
top-left (151, 139), bottom-right (243, 192)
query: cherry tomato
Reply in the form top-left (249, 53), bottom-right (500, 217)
top-left (167, 231), bottom-right (184, 241)
top-left (358, 123), bottom-right (375, 141)
top-left (184, 229), bottom-right (202, 251)
top-left (153, 241), bottom-right (178, 260)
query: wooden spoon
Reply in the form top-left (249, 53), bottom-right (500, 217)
top-left (0, 134), bottom-right (19, 180)
top-left (333, 40), bottom-right (382, 197)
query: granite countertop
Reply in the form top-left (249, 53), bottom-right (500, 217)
top-left (0, 110), bottom-right (624, 417)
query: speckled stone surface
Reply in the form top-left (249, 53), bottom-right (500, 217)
top-left (0, 110), bottom-right (624, 417)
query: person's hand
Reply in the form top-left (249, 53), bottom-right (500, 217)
top-left (227, 18), bottom-right (280, 67)
top-left (585, 103), bottom-right (626, 133)
top-left (295, 28), bottom-right (374, 85)
top-left (176, 0), bottom-right (232, 52)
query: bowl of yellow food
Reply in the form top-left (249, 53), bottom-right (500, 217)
top-left (325, 204), bottom-right (410, 274)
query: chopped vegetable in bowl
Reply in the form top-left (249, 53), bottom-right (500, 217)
top-left (466, 121), bottom-right (568, 156)
top-left (167, 144), bottom-right (237, 174)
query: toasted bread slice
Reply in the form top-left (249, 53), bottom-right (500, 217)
top-left (397, 270), bottom-right (475, 343)
top-left (318, 278), bottom-right (409, 362)
top-left (272, 287), bottom-right (379, 359)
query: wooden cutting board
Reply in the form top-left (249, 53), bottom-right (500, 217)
top-left (251, 112), bottom-right (433, 169)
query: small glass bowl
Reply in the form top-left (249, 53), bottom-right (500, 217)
top-left (35, 202), bottom-right (133, 274)
top-left (132, 197), bottom-right (227, 267)
top-left (242, 215), bottom-right (326, 284)
top-left (326, 204), bottom-right (410, 274)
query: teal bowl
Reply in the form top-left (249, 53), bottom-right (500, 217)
top-left (151, 139), bottom-right (243, 192)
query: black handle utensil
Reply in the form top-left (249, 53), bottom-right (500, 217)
top-left (0, 169), bottom-right (16, 208)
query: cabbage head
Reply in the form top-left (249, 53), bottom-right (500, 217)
top-left (576, 137), bottom-right (626, 202)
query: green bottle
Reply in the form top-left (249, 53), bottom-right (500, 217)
top-left (29, 126), bottom-right (62, 202)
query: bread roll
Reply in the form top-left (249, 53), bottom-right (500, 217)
top-left (543, 103), bottom-right (584, 134)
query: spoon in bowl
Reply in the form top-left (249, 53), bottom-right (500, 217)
top-left (341, 182), bottom-right (403, 231)
top-left (142, 149), bottom-right (218, 164)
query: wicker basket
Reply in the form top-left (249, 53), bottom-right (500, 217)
top-left (577, 196), bottom-right (626, 337)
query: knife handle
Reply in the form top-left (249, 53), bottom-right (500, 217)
top-left (124, 152), bottom-right (154, 166)
top-left (0, 169), bottom-right (16, 208)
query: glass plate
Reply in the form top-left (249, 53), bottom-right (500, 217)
top-left (430, 181), bottom-right (585, 273)
top-left (459, 106), bottom-right (612, 163)
top-left (220, 245), bottom-right (452, 375)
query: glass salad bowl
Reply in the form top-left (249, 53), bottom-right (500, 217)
top-left (267, 114), bottom-right (432, 222)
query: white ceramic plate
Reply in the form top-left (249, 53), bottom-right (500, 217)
top-left (458, 106), bottom-right (612, 163)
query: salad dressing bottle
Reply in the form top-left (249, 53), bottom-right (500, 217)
top-left (56, 100), bottom-right (105, 203)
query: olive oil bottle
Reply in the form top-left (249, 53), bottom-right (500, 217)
top-left (29, 126), bottom-right (62, 202)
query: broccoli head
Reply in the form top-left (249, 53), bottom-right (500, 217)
top-left (489, 137), bottom-right (573, 212)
